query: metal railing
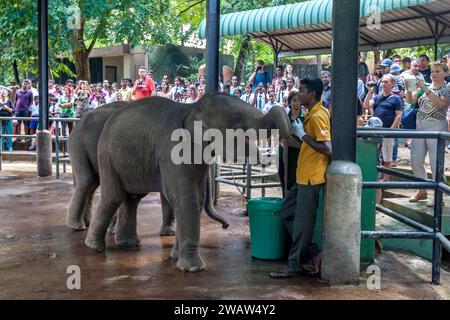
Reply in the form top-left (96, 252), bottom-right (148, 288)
top-left (357, 128), bottom-right (450, 285)
top-left (0, 116), bottom-right (79, 178)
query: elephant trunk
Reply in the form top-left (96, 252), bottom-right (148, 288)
top-left (204, 166), bottom-right (229, 229)
top-left (255, 106), bottom-right (292, 139)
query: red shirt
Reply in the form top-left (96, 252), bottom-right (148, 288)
top-left (135, 77), bottom-right (155, 100)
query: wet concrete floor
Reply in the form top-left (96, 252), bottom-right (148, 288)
top-left (0, 168), bottom-right (449, 299)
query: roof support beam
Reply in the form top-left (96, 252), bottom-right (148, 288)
top-left (359, 31), bottom-right (378, 46)
top-left (409, 6), bottom-right (450, 30)
top-left (263, 32), bottom-right (295, 51)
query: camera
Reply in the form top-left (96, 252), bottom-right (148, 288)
top-left (256, 65), bottom-right (262, 71)
top-left (367, 82), bottom-right (377, 88)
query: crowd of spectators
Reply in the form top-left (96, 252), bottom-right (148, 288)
top-left (1, 53), bottom-right (450, 188)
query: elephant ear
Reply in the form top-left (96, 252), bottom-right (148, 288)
top-left (180, 101), bottom-right (208, 146)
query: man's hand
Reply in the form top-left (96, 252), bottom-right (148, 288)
top-left (292, 121), bottom-right (306, 140)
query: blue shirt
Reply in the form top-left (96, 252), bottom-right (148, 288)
top-left (373, 94), bottom-right (403, 128)
top-left (322, 84), bottom-right (331, 108)
top-left (420, 69), bottom-right (432, 83)
top-left (252, 72), bottom-right (271, 91)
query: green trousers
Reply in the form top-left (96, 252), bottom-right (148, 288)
top-left (280, 183), bottom-right (323, 273)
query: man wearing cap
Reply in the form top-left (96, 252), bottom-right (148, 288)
top-left (373, 58), bottom-right (393, 96)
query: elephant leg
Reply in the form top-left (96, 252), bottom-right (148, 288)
top-left (107, 213), bottom-right (117, 234)
top-left (66, 175), bottom-right (98, 231)
top-left (85, 173), bottom-right (125, 252)
top-left (115, 195), bottom-right (142, 248)
top-left (170, 234), bottom-right (179, 260)
top-left (83, 191), bottom-right (95, 227)
top-left (160, 192), bottom-right (175, 236)
top-left (174, 194), bottom-right (205, 272)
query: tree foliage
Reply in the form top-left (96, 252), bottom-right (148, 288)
top-left (0, 0), bottom-right (186, 83)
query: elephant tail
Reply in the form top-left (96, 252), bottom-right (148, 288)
top-left (204, 166), bottom-right (229, 229)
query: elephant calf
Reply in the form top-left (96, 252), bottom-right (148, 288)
top-left (66, 103), bottom-right (176, 245)
top-left (84, 94), bottom-right (290, 272)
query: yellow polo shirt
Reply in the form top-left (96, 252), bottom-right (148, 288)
top-left (296, 101), bottom-right (331, 185)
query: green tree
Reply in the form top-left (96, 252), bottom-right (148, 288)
top-left (0, 0), bottom-right (183, 83)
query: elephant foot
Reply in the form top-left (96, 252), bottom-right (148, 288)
top-left (160, 226), bottom-right (175, 237)
top-left (85, 234), bottom-right (106, 252)
top-left (176, 255), bottom-right (205, 272)
top-left (115, 235), bottom-right (141, 248)
top-left (66, 219), bottom-right (86, 231)
top-left (170, 246), bottom-right (179, 260)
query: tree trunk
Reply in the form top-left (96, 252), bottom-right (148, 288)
top-left (383, 49), bottom-right (392, 60)
top-left (12, 60), bottom-right (20, 84)
top-left (234, 35), bottom-right (251, 82)
top-left (373, 50), bottom-right (381, 69)
top-left (72, 47), bottom-right (91, 81)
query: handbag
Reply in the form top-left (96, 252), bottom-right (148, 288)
top-left (401, 105), bottom-right (417, 129)
top-left (401, 88), bottom-right (427, 130)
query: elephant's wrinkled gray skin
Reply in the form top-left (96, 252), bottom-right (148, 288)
top-left (65, 103), bottom-right (176, 245)
top-left (85, 94), bottom-right (291, 272)
top-left (66, 102), bottom-right (229, 245)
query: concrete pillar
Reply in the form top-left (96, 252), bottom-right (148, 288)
top-left (37, 130), bottom-right (52, 177)
top-left (123, 55), bottom-right (131, 78)
top-left (322, 161), bottom-right (361, 284)
top-left (316, 54), bottom-right (322, 77)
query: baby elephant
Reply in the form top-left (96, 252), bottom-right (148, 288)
top-left (83, 94), bottom-right (291, 272)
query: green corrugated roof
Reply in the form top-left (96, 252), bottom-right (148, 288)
top-left (198, 0), bottom-right (436, 38)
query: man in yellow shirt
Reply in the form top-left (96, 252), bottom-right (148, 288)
top-left (118, 78), bottom-right (133, 102)
top-left (270, 78), bottom-right (332, 279)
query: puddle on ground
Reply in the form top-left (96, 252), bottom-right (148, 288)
top-left (0, 187), bottom-right (44, 198)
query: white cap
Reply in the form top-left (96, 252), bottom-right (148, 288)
top-left (364, 117), bottom-right (383, 128)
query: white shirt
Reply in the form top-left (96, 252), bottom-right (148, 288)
top-left (184, 97), bottom-right (197, 104)
top-left (31, 87), bottom-right (39, 98)
top-left (170, 86), bottom-right (182, 100)
top-left (276, 90), bottom-right (286, 103)
top-left (251, 93), bottom-right (267, 111)
top-left (90, 100), bottom-right (99, 110)
top-left (240, 93), bottom-right (252, 104)
top-left (283, 88), bottom-right (298, 98)
top-left (31, 103), bottom-right (40, 116)
top-left (105, 92), bottom-right (117, 104)
top-left (262, 101), bottom-right (280, 114)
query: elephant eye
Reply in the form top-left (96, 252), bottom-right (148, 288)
top-left (230, 113), bottom-right (242, 124)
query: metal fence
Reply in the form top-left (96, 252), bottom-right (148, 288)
top-left (0, 116), bottom-right (79, 178)
top-left (358, 128), bottom-right (450, 285)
